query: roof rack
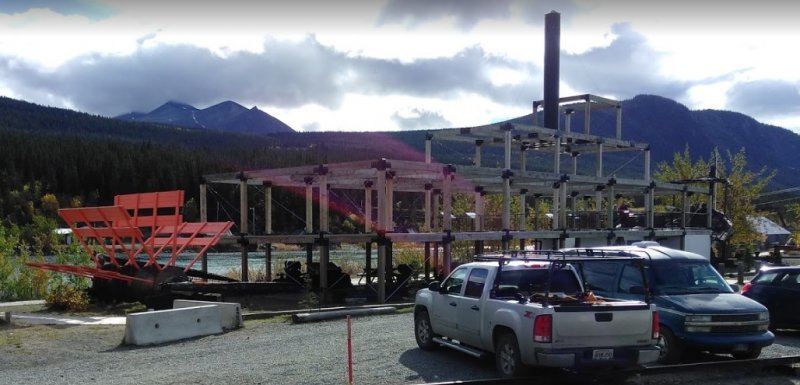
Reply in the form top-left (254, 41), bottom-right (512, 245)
top-left (475, 248), bottom-right (654, 305)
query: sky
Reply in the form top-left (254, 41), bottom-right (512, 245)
top-left (1, 0), bottom-right (799, 133)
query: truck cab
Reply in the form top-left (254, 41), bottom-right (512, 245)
top-left (576, 243), bottom-right (774, 363)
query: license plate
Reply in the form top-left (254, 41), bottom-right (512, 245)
top-left (592, 349), bottom-right (614, 360)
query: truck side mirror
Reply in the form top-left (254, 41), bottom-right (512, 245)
top-left (428, 281), bottom-right (441, 292)
top-left (728, 283), bottom-right (740, 293)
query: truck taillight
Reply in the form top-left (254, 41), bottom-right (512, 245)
top-left (652, 311), bottom-right (660, 339)
top-left (534, 314), bottom-right (552, 343)
top-left (740, 282), bottom-right (753, 294)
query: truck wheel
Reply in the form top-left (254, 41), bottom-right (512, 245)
top-left (732, 347), bottom-right (761, 360)
top-left (414, 310), bottom-right (438, 351)
top-left (495, 333), bottom-right (524, 378)
top-left (657, 327), bottom-right (683, 364)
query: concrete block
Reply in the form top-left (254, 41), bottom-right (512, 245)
top-left (1, 311), bottom-right (10, 324)
top-left (124, 305), bottom-right (222, 346)
top-left (173, 299), bottom-right (242, 330)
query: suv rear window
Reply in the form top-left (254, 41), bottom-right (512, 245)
top-left (496, 269), bottom-right (581, 295)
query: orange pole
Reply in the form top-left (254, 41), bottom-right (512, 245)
top-left (347, 315), bottom-right (353, 385)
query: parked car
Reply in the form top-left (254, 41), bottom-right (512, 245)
top-left (741, 266), bottom-right (800, 330)
top-left (574, 242), bottom-right (773, 364)
top-left (414, 254), bottom-right (660, 378)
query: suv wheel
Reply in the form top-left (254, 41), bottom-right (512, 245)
top-left (657, 327), bottom-right (683, 364)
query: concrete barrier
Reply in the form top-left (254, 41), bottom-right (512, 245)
top-left (173, 299), bottom-right (242, 330)
top-left (124, 305), bottom-right (222, 346)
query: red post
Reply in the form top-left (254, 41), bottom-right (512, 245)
top-left (347, 315), bottom-right (353, 385)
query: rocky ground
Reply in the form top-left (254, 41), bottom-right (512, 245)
top-left (1, 305), bottom-right (799, 385)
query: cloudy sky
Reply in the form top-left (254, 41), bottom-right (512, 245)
top-left (1, 0), bottom-right (799, 133)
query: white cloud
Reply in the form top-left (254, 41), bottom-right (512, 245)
top-left (0, 0), bottom-right (799, 134)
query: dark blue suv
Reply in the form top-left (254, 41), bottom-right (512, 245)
top-left (577, 243), bottom-right (774, 364)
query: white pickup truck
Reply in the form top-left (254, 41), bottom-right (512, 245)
top-left (414, 254), bottom-right (660, 377)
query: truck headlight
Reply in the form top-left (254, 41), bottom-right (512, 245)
top-left (758, 312), bottom-right (769, 321)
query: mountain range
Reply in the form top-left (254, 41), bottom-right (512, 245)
top-left (116, 100), bottom-right (295, 134)
top-left (2, 94), bottom-right (799, 195)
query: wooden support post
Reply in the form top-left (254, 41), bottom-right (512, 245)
top-left (304, 177), bottom-right (314, 234)
top-left (319, 236), bottom-right (329, 302)
top-left (682, 188), bottom-right (689, 228)
top-left (385, 172), bottom-right (394, 232)
top-left (607, 178), bottom-right (617, 230)
top-left (364, 181), bottom-right (373, 232)
top-left (553, 135), bottom-right (562, 174)
top-left (503, 123), bottom-right (512, 170)
top-left (519, 144), bottom-right (528, 174)
top-left (424, 183), bottom-right (432, 232)
top-left (306, 243), bottom-right (313, 279)
top-left (317, 166), bottom-right (329, 233)
top-left (518, 189), bottom-right (528, 231)
top-left (200, 183), bottom-right (208, 221)
top-left (615, 105), bottom-right (622, 140)
top-left (442, 166), bottom-right (454, 231)
top-left (552, 182), bottom-right (560, 230)
top-left (433, 242), bottom-right (440, 278)
top-left (374, 160), bottom-right (388, 233)
top-left (265, 246), bottom-right (272, 282)
top-left (502, 170), bottom-right (512, 231)
top-left (571, 152), bottom-right (578, 175)
top-left (474, 186), bottom-right (484, 231)
top-left (559, 178), bottom-right (568, 228)
top-left (432, 190), bottom-right (441, 232)
top-left (239, 175), bottom-right (249, 282)
top-left (596, 141), bottom-right (604, 225)
top-left (443, 237), bottom-right (452, 276)
top-left (377, 239), bottom-right (386, 303)
top-left (365, 241), bottom-right (372, 283)
top-left (239, 176), bottom-right (249, 234)
top-left (264, 182), bottom-right (272, 235)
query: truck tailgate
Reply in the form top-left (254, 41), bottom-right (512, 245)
top-left (551, 302), bottom-right (653, 348)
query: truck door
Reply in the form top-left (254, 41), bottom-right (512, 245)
top-left (431, 267), bottom-right (468, 336)
top-left (456, 268), bottom-right (488, 347)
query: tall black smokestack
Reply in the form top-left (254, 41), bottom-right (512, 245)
top-left (543, 11), bottom-right (560, 130)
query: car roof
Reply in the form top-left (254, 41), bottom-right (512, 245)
top-left (564, 244), bottom-right (709, 263)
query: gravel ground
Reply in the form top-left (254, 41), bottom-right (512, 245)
top-left (1, 311), bottom-right (799, 385)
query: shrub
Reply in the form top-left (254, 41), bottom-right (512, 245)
top-left (45, 283), bottom-right (89, 312)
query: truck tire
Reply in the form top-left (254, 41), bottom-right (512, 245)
top-left (495, 332), bottom-right (524, 378)
top-left (414, 310), bottom-right (438, 351)
top-left (657, 327), bottom-right (683, 364)
top-left (732, 347), bottom-right (761, 360)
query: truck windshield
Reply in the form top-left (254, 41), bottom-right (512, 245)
top-left (496, 268), bottom-right (581, 295)
top-left (650, 261), bottom-right (734, 295)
